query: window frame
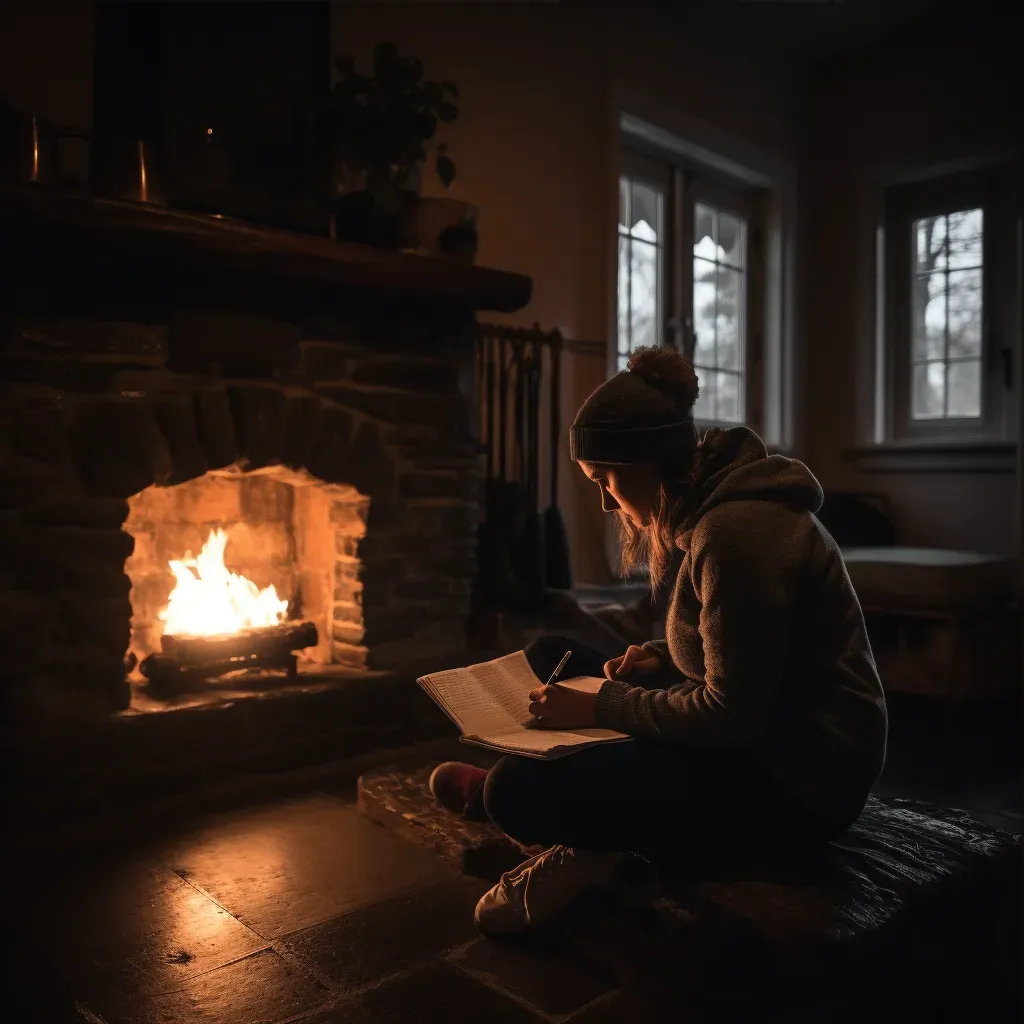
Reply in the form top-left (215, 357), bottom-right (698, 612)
top-left (883, 169), bottom-right (1013, 444)
top-left (617, 151), bottom-right (672, 367)
top-left (616, 149), bottom-right (765, 432)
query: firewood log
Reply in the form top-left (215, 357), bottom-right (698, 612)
top-left (159, 620), bottom-right (317, 664)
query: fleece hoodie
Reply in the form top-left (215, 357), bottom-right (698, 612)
top-left (594, 427), bottom-right (888, 827)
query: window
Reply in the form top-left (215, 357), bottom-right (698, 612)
top-left (882, 169), bottom-right (1015, 444)
top-left (616, 152), bottom-right (760, 427)
top-left (692, 202), bottom-right (747, 423)
top-left (617, 169), bottom-right (666, 371)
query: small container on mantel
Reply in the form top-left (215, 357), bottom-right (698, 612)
top-left (406, 196), bottom-right (479, 263)
top-left (0, 102), bottom-right (57, 185)
top-left (91, 137), bottom-right (166, 205)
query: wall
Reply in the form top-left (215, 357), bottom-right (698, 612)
top-left (331, 0), bottom-right (805, 582)
top-left (0, 0), bottom-right (808, 584)
top-left (805, 26), bottom-right (1020, 554)
top-left (0, 0), bottom-right (95, 188)
top-left (0, 0), bottom-right (94, 130)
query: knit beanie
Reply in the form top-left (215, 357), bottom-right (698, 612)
top-left (569, 346), bottom-right (699, 465)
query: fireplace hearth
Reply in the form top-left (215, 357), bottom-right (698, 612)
top-left (0, 187), bottom-right (532, 725)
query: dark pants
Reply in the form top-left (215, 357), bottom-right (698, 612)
top-left (481, 635), bottom-right (845, 856)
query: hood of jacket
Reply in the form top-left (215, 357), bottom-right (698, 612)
top-left (675, 427), bottom-right (824, 550)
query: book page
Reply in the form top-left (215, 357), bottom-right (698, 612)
top-left (419, 651), bottom-right (540, 735)
top-left (478, 725), bottom-right (629, 755)
top-left (556, 676), bottom-right (606, 695)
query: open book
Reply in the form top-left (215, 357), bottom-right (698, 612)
top-left (417, 650), bottom-right (632, 760)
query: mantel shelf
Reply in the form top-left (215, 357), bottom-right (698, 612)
top-left (0, 185), bottom-right (533, 314)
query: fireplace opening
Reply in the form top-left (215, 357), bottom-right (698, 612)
top-left (124, 467), bottom-right (369, 695)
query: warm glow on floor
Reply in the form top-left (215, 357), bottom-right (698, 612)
top-left (160, 528), bottom-right (288, 637)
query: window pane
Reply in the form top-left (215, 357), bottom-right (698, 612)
top-left (718, 212), bottom-right (745, 268)
top-left (694, 203), bottom-right (715, 257)
top-left (618, 177), bottom-right (630, 233)
top-left (629, 239), bottom-right (659, 350)
top-left (617, 236), bottom-right (630, 355)
top-left (716, 266), bottom-right (742, 370)
top-left (693, 257), bottom-right (716, 366)
top-left (947, 360), bottom-right (981, 417)
top-left (907, 204), bottom-right (984, 424)
top-left (915, 215), bottom-right (947, 273)
top-left (693, 367), bottom-right (713, 421)
top-left (947, 208), bottom-right (983, 269)
top-left (631, 182), bottom-right (661, 242)
top-left (947, 268), bottom-right (982, 358)
top-left (911, 272), bottom-right (946, 360)
top-left (912, 362), bottom-right (945, 419)
top-left (717, 371), bottom-right (741, 423)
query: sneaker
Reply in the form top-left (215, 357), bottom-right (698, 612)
top-left (474, 845), bottom-right (621, 935)
top-left (428, 761), bottom-right (489, 821)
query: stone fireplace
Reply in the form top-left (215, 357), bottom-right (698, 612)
top-left (0, 187), bottom-right (531, 723)
top-left (124, 468), bottom-right (368, 672)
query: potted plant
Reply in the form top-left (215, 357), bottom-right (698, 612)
top-left (322, 43), bottom-right (477, 258)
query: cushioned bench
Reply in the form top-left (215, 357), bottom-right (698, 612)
top-left (359, 766), bottom-right (1021, 1019)
top-left (841, 546), bottom-right (1020, 704)
top-left (842, 546), bottom-right (1014, 611)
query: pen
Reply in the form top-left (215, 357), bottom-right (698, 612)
top-left (545, 650), bottom-right (572, 688)
top-left (522, 650), bottom-right (574, 730)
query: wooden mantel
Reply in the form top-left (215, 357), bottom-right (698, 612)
top-left (0, 185), bottom-right (533, 314)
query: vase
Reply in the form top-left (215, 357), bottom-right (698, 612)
top-left (331, 163), bottom-right (418, 248)
top-left (406, 196), bottom-right (479, 262)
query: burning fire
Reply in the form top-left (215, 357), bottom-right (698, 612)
top-left (159, 528), bottom-right (288, 638)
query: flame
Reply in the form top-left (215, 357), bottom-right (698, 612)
top-left (159, 528), bottom-right (288, 638)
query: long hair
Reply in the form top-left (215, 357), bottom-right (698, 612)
top-left (586, 345), bottom-right (704, 593)
top-left (614, 430), bottom-right (703, 593)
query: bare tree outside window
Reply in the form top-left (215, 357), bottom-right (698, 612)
top-left (692, 202), bottom-right (747, 423)
top-left (911, 208), bottom-right (983, 420)
top-left (617, 176), bottom-right (664, 372)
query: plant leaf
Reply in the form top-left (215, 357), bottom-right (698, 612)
top-left (373, 42), bottom-right (399, 76)
top-left (436, 153), bottom-right (456, 189)
top-left (438, 102), bottom-right (457, 124)
top-left (441, 80), bottom-right (459, 98)
top-left (419, 112), bottom-right (437, 141)
top-left (422, 81), bottom-right (443, 108)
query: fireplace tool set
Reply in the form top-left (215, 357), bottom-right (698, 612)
top-left (474, 323), bottom-right (576, 610)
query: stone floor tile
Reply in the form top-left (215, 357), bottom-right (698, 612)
top-left (78, 948), bottom-right (326, 1024)
top-left (157, 795), bottom-right (451, 938)
top-left (300, 960), bottom-right (541, 1024)
top-left (31, 856), bottom-right (266, 1001)
top-left (449, 932), bottom-right (617, 1018)
top-left (283, 874), bottom-right (488, 991)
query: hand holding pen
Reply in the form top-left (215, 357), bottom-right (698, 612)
top-left (527, 650), bottom-right (600, 730)
top-left (544, 650), bottom-right (572, 688)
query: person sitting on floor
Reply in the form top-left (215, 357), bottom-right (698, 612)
top-left (430, 345), bottom-right (889, 936)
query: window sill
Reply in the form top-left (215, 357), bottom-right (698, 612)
top-left (847, 441), bottom-right (1017, 474)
